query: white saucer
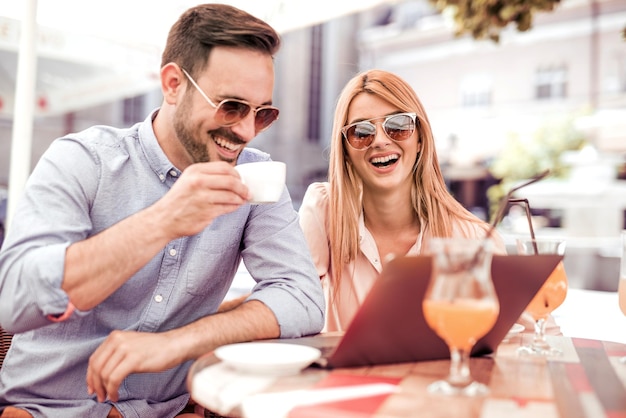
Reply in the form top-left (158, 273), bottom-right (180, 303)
top-left (214, 342), bottom-right (321, 376)
top-left (505, 323), bottom-right (525, 339)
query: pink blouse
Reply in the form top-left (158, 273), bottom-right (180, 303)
top-left (298, 182), bottom-right (508, 332)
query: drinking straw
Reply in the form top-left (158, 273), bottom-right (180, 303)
top-left (471, 169), bottom-right (551, 264)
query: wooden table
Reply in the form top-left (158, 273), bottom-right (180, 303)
top-left (187, 333), bottom-right (626, 418)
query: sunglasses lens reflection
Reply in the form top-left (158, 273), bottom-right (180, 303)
top-left (181, 68), bottom-right (279, 133)
top-left (216, 101), bottom-right (250, 125)
top-left (384, 114), bottom-right (415, 141)
top-left (345, 114), bottom-right (415, 149)
top-left (255, 108), bottom-right (280, 132)
top-left (348, 124), bottom-right (376, 149)
top-left (216, 101), bottom-right (279, 132)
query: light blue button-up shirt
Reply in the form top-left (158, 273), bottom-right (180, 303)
top-left (0, 110), bottom-right (324, 417)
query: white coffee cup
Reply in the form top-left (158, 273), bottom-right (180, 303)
top-left (235, 161), bottom-right (286, 204)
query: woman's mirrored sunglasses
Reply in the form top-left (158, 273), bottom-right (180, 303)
top-left (341, 112), bottom-right (417, 150)
top-left (181, 68), bottom-right (280, 133)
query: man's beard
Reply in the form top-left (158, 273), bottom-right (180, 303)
top-left (173, 97), bottom-right (247, 164)
top-left (173, 102), bottom-right (211, 163)
top-left (177, 127), bottom-right (211, 163)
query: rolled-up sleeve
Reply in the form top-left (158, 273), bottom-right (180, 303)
top-left (0, 242), bottom-right (73, 333)
top-left (236, 157), bottom-right (325, 338)
top-left (0, 137), bottom-right (97, 333)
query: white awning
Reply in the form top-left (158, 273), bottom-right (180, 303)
top-left (0, 15), bottom-right (160, 117)
top-left (0, 0), bottom-right (393, 117)
top-left (0, 0), bottom-right (394, 228)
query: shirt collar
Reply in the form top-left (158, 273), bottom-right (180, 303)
top-left (138, 108), bottom-right (181, 183)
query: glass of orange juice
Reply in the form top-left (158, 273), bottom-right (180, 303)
top-left (516, 238), bottom-right (567, 356)
top-left (423, 237), bottom-right (499, 396)
top-left (618, 231), bottom-right (626, 363)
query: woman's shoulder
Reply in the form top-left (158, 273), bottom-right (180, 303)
top-left (299, 182), bottom-right (332, 244)
top-left (302, 182), bottom-right (330, 207)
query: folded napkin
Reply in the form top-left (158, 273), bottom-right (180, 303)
top-left (191, 362), bottom-right (278, 415)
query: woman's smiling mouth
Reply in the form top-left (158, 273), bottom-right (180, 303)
top-left (370, 153), bottom-right (400, 168)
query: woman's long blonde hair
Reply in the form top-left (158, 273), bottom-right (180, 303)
top-left (327, 69), bottom-right (488, 298)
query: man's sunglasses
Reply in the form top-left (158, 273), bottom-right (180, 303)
top-left (341, 112), bottom-right (417, 150)
top-left (181, 68), bottom-right (280, 133)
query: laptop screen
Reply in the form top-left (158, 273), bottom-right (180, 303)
top-left (305, 254), bottom-right (562, 369)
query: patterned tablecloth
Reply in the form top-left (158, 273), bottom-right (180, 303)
top-left (188, 333), bottom-right (626, 418)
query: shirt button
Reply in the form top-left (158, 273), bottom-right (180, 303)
top-left (154, 295), bottom-right (163, 303)
top-left (169, 248), bottom-right (177, 256)
top-left (159, 174), bottom-right (165, 181)
top-left (374, 259), bottom-right (379, 264)
top-left (170, 170), bottom-right (178, 177)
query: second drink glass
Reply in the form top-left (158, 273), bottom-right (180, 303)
top-left (516, 238), bottom-right (567, 356)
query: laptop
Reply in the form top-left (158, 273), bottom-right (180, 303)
top-left (293, 254), bottom-right (562, 369)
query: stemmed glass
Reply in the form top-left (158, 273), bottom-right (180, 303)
top-left (423, 238), bottom-right (499, 396)
top-left (618, 231), bottom-right (626, 363)
top-left (516, 238), bottom-right (567, 356)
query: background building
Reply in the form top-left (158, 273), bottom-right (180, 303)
top-left (269, 0), bottom-right (626, 210)
top-left (1, 0), bottom-right (625, 287)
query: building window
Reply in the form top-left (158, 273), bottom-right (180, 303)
top-left (535, 66), bottom-right (567, 99)
top-left (462, 90), bottom-right (492, 107)
top-left (460, 74), bottom-right (492, 108)
top-left (123, 95), bottom-right (144, 126)
top-left (307, 24), bottom-right (323, 143)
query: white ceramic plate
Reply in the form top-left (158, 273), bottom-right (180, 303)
top-left (505, 323), bottom-right (525, 339)
top-left (214, 342), bottom-right (322, 376)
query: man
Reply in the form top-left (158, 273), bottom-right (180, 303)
top-left (0, 4), bottom-right (324, 417)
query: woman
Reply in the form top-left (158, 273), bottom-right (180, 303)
top-left (299, 69), bottom-right (507, 332)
